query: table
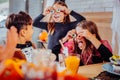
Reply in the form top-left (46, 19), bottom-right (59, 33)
top-left (78, 62), bottom-right (106, 78)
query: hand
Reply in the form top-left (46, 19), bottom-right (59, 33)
top-left (66, 29), bottom-right (76, 39)
top-left (77, 29), bottom-right (94, 41)
top-left (61, 29), bottom-right (76, 43)
top-left (61, 6), bottom-right (71, 15)
top-left (6, 26), bottom-right (18, 48)
top-left (43, 6), bottom-right (54, 16)
top-left (0, 26), bottom-right (18, 61)
top-left (77, 29), bottom-right (101, 49)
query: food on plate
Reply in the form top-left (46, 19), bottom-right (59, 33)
top-left (110, 55), bottom-right (120, 65)
top-left (110, 55), bottom-right (120, 73)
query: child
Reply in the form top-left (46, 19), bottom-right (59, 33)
top-left (5, 11), bottom-right (35, 62)
top-left (33, 1), bottom-right (85, 60)
top-left (76, 20), bottom-right (112, 65)
top-left (61, 20), bottom-right (113, 65)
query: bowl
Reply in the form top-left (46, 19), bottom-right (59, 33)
top-left (110, 55), bottom-right (120, 66)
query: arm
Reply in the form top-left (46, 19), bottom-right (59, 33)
top-left (70, 10), bottom-right (86, 22)
top-left (80, 29), bottom-right (112, 61)
top-left (62, 6), bottom-right (86, 22)
top-left (33, 14), bottom-right (48, 30)
top-left (89, 32), bottom-right (112, 61)
top-left (0, 26), bottom-right (18, 62)
top-left (98, 44), bottom-right (113, 61)
top-left (33, 6), bottom-right (54, 30)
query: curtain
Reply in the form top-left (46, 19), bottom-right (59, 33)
top-left (111, 0), bottom-right (120, 55)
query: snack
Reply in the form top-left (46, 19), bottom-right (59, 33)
top-left (110, 55), bottom-right (120, 73)
top-left (110, 55), bottom-right (120, 65)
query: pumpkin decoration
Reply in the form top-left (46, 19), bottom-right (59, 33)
top-left (39, 30), bottom-right (48, 42)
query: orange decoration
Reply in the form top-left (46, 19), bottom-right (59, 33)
top-left (0, 64), bottom-right (23, 80)
top-left (58, 72), bottom-right (88, 80)
top-left (0, 58), bottom-right (25, 80)
top-left (64, 74), bottom-right (88, 80)
top-left (39, 30), bottom-right (48, 42)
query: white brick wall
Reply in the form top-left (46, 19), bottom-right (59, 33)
top-left (66, 0), bottom-right (114, 12)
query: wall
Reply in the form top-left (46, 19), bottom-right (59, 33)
top-left (66, 0), bottom-right (114, 12)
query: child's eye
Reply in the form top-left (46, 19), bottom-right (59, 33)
top-left (56, 9), bottom-right (61, 12)
top-left (50, 10), bottom-right (55, 14)
top-left (72, 34), bottom-right (76, 38)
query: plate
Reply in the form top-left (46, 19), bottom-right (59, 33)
top-left (102, 63), bottom-right (120, 76)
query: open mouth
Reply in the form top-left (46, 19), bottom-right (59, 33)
top-left (54, 14), bottom-right (60, 19)
top-left (78, 40), bottom-right (84, 49)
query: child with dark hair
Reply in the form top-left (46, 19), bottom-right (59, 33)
top-left (5, 11), bottom-right (35, 62)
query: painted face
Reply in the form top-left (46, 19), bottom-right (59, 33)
top-left (52, 4), bottom-right (65, 22)
top-left (76, 27), bottom-right (86, 50)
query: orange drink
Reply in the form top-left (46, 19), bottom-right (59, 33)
top-left (65, 55), bottom-right (80, 74)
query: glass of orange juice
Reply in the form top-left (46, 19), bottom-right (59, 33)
top-left (65, 54), bottom-right (80, 74)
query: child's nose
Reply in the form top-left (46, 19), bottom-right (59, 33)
top-left (77, 35), bottom-right (82, 39)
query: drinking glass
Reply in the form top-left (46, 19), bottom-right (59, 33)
top-left (65, 55), bottom-right (80, 74)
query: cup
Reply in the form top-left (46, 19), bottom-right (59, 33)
top-left (65, 55), bottom-right (80, 74)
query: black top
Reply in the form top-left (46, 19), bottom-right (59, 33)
top-left (16, 41), bottom-right (32, 49)
top-left (33, 10), bottom-right (86, 50)
top-left (80, 44), bottom-right (113, 66)
top-left (97, 44), bottom-right (113, 62)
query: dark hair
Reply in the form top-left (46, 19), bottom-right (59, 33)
top-left (5, 11), bottom-right (32, 33)
top-left (48, 1), bottom-right (70, 35)
top-left (55, 0), bottom-right (65, 3)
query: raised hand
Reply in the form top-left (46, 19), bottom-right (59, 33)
top-left (67, 29), bottom-right (76, 38)
top-left (77, 29), bottom-right (95, 41)
top-left (43, 6), bottom-right (54, 16)
top-left (61, 29), bottom-right (76, 43)
top-left (61, 6), bottom-right (71, 15)
top-left (6, 26), bottom-right (18, 48)
top-left (0, 26), bottom-right (18, 61)
top-left (77, 29), bottom-right (101, 49)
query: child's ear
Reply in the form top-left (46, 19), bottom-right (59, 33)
top-left (20, 29), bottom-right (26, 37)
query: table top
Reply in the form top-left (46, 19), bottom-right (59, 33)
top-left (78, 62), bottom-right (106, 78)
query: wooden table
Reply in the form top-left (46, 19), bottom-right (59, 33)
top-left (78, 62), bottom-right (106, 78)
